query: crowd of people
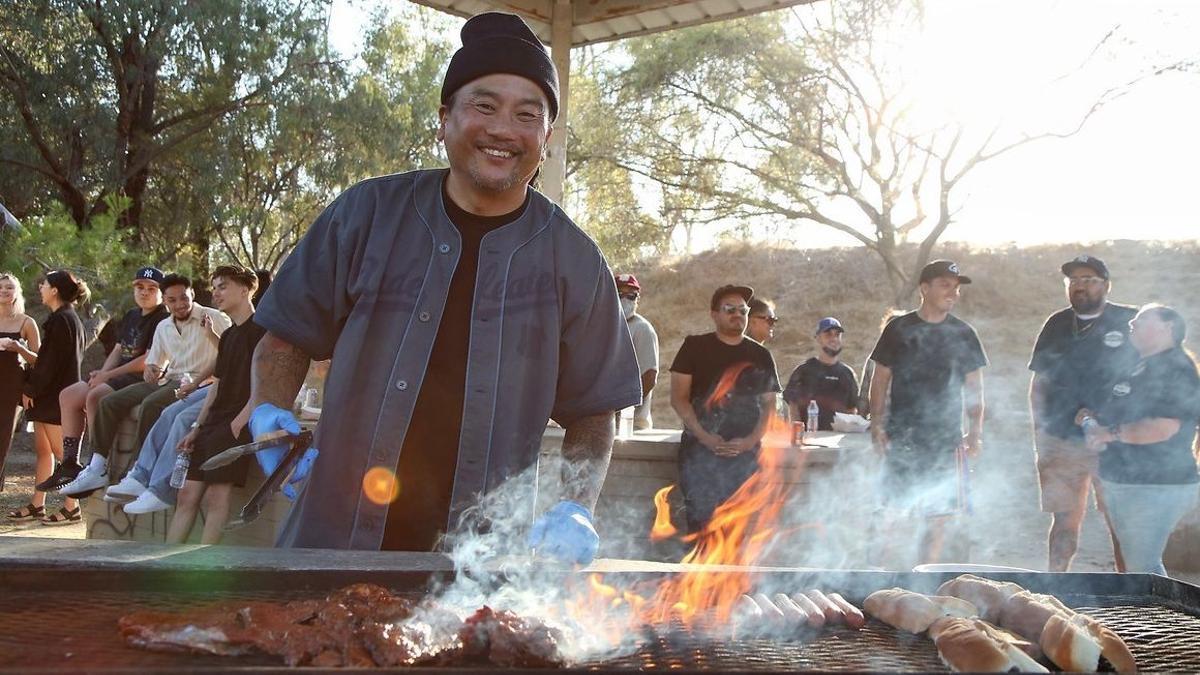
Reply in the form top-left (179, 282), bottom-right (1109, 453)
top-left (0, 265), bottom-right (273, 543)
top-left (626, 255), bottom-right (1199, 574)
top-left (0, 12), bottom-right (1196, 578)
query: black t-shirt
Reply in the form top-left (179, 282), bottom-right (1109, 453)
top-left (1098, 348), bottom-right (1200, 485)
top-left (117, 305), bottom-right (169, 364)
top-left (782, 358), bottom-right (859, 430)
top-left (1028, 302), bottom-right (1138, 439)
top-left (869, 311), bottom-right (988, 446)
top-left (382, 185), bottom-right (529, 552)
top-left (670, 333), bottom-right (780, 441)
top-left (205, 315), bottom-right (268, 426)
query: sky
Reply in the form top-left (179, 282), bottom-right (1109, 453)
top-left (328, 0), bottom-right (1200, 249)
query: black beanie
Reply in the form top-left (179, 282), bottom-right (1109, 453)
top-left (441, 12), bottom-right (559, 121)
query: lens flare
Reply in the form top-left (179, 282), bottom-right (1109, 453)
top-left (362, 466), bottom-right (400, 505)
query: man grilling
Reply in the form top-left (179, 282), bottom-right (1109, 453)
top-left (869, 260), bottom-right (987, 564)
top-left (1029, 255), bottom-right (1137, 572)
top-left (246, 12), bottom-right (642, 563)
top-left (670, 285), bottom-right (781, 533)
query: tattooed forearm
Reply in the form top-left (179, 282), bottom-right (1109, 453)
top-left (558, 411), bottom-right (616, 510)
top-left (249, 332), bottom-right (311, 411)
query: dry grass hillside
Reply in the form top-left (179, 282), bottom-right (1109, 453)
top-left (630, 240), bottom-right (1200, 435)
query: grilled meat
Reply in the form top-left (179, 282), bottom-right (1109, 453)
top-left (119, 583), bottom-right (565, 668)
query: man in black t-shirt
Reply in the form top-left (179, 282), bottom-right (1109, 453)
top-left (670, 284), bottom-right (781, 532)
top-left (869, 260), bottom-right (987, 564)
top-left (168, 266), bottom-right (265, 545)
top-left (1029, 255), bottom-right (1137, 572)
top-left (784, 317), bottom-right (858, 430)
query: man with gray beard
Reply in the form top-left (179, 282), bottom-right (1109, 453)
top-left (1029, 255), bottom-right (1137, 572)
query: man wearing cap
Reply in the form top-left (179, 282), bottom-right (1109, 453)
top-left (747, 298), bottom-right (778, 344)
top-left (616, 273), bottom-right (659, 430)
top-left (1029, 255), bottom-right (1137, 572)
top-left (670, 284), bottom-right (781, 532)
top-left (58, 274), bottom-right (232, 496)
top-left (868, 260), bottom-right (987, 564)
top-left (783, 317), bottom-right (859, 431)
top-left (245, 12), bottom-right (641, 564)
top-left (35, 267), bottom-right (169, 490)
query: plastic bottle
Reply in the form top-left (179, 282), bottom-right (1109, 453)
top-left (807, 399), bottom-right (820, 434)
top-left (169, 453), bottom-right (190, 489)
top-left (618, 407), bottom-right (634, 438)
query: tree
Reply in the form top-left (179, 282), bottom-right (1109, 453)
top-left (598, 1), bottom-right (1176, 302)
top-left (0, 0), bottom-right (337, 237)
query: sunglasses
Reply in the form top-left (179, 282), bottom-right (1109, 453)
top-left (619, 292), bottom-right (640, 301)
top-left (752, 315), bottom-right (779, 325)
top-left (720, 304), bottom-right (750, 316)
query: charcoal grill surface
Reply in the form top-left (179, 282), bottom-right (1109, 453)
top-left (3, 568), bottom-right (1200, 673)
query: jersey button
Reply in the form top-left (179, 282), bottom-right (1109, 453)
top-left (396, 380), bottom-right (408, 391)
top-left (418, 311), bottom-right (431, 322)
top-left (438, 243), bottom-right (451, 254)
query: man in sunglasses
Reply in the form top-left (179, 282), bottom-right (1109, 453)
top-left (1029, 255), bottom-right (1137, 572)
top-left (747, 298), bottom-right (778, 344)
top-left (669, 284), bottom-right (781, 532)
top-left (616, 273), bottom-right (659, 430)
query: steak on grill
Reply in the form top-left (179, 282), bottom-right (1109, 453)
top-left (119, 582), bottom-right (565, 668)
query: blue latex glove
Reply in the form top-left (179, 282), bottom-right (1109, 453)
top-left (248, 403), bottom-right (318, 501)
top-left (527, 500), bottom-right (599, 565)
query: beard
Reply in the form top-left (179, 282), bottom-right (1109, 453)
top-left (1071, 293), bottom-right (1103, 315)
top-left (822, 346), bottom-right (843, 358)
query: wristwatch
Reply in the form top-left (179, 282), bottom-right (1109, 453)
top-left (1108, 424), bottom-right (1122, 442)
top-left (190, 421), bottom-right (201, 430)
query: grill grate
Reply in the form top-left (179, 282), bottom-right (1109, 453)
top-left (2, 588), bottom-right (1199, 672)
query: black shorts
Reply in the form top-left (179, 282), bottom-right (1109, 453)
top-left (880, 441), bottom-right (965, 516)
top-left (187, 420), bottom-right (252, 486)
top-left (107, 373), bottom-right (142, 391)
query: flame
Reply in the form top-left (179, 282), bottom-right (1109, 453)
top-left (650, 485), bottom-right (678, 541)
top-left (703, 361), bottom-right (753, 412)
top-left (638, 410), bottom-right (795, 627)
top-left (567, 366), bottom-right (803, 640)
top-left (361, 466), bottom-right (401, 505)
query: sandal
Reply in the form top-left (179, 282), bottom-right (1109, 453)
top-left (41, 506), bottom-right (81, 526)
top-left (6, 503), bottom-right (45, 521)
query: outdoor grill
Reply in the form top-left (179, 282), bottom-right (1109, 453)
top-left (3, 547), bottom-right (1200, 674)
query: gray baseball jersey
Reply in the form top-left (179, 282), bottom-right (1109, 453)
top-left (255, 169), bottom-right (643, 550)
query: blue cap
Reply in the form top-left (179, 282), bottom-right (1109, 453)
top-left (133, 266), bottom-right (165, 285)
top-left (815, 317), bottom-right (844, 335)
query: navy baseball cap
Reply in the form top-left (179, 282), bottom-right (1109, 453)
top-left (919, 259), bottom-right (972, 285)
top-left (133, 266), bottom-right (165, 286)
top-left (1061, 255), bottom-right (1109, 280)
top-left (815, 317), bottom-right (844, 335)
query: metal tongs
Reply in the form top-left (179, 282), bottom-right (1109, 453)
top-left (198, 430), bottom-right (313, 530)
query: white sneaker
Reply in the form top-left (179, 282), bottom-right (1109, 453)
top-left (123, 491), bottom-right (172, 515)
top-left (59, 463), bottom-right (108, 497)
top-left (104, 475), bottom-right (147, 503)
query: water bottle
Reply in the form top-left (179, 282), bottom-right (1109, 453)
top-left (807, 399), bottom-right (820, 433)
top-left (169, 453), bottom-right (190, 489)
top-left (618, 407), bottom-right (634, 438)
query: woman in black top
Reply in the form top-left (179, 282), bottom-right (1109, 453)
top-left (1077, 304), bottom-right (1200, 575)
top-left (7, 271), bottom-right (89, 524)
top-left (0, 272), bottom-right (41, 491)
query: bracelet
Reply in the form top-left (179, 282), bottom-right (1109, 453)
top-left (190, 421), bottom-right (201, 430)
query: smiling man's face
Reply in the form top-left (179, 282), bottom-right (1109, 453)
top-left (438, 73), bottom-right (552, 208)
